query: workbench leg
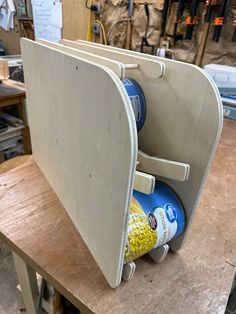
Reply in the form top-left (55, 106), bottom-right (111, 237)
top-left (18, 97), bottom-right (32, 154)
top-left (53, 289), bottom-right (63, 314)
top-left (13, 253), bottom-right (40, 314)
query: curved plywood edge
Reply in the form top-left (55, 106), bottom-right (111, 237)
top-left (60, 39), bottom-right (165, 79)
top-left (76, 39), bottom-right (193, 68)
top-left (168, 66), bottom-right (223, 251)
top-left (135, 60), bottom-right (222, 251)
top-left (73, 41), bottom-right (223, 251)
top-left (37, 39), bottom-right (125, 79)
top-left (21, 38), bottom-right (137, 288)
top-left (138, 61), bottom-right (222, 251)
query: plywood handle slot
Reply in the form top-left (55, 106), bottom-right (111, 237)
top-left (137, 150), bottom-right (190, 182)
top-left (124, 64), bottom-right (139, 69)
top-left (134, 171), bottom-right (155, 194)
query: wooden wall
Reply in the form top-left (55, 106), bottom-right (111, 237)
top-left (0, 0), bottom-right (89, 55)
top-left (0, 0), bottom-right (21, 55)
top-left (0, 28), bottom-right (21, 55)
top-left (62, 0), bottom-right (89, 40)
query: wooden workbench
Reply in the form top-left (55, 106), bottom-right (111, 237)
top-left (0, 119), bottom-right (235, 314)
top-left (0, 79), bottom-right (31, 155)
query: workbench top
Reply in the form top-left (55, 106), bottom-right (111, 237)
top-left (0, 79), bottom-right (25, 100)
top-left (0, 120), bottom-right (235, 314)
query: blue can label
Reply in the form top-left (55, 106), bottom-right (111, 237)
top-left (122, 79), bottom-right (133, 86)
top-left (165, 204), bottom-right (177, 223)
top-left (129, 95), bottom-right (141, 121)
top-left (150, 205), bottom-right (178, 248)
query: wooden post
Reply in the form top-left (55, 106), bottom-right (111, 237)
top-left (13, 253), bottom-right (40, 314)
top-left (53, 290), bottom-right (63, 314)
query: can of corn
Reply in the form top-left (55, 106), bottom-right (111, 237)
top-left (122, 78), bottom-right (146, 131)
top-left (125, 181), bottom-right (185, 263)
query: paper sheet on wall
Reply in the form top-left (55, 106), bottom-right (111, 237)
top-left (0, 0), bottom-right (16, 31)
top-left (31, 0), bottom-right (62, 43)
top-left (50, 2), bottom-right (62, 28)
top-left (31, 0), bottom-right (42, 5)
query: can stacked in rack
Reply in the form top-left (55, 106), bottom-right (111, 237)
top-left (122, 78), bottom-right (146, 131)
top-left (125, 181), bottom-right (186, 263)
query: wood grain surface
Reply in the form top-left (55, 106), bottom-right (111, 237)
top-left (0, 119), bottom-right (235, 313)
top-left (3, 79), bottom-right (26, 91)
top-left (0, 80), bottom-right (25, 101)
top-left (21, 38), bottom-right (137, 288)
top-left (0, 155), bottom-right (31, 175)
top-left (37, 39), bottom-right (126, 79)
top-left (61, 40), bottom-right (223, 254)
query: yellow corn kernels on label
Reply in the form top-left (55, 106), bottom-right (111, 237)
top-left (125, 198), bottom-right (157, 263)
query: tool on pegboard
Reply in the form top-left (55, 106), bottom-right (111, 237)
top-left (185, 0), bottom-right (200, 40)
top-left (205, 0), bottom-right (217, 23)
top-left (173, 0), bottom-right (185, 41)
top-left (85, 0), bottom-right (102, 14)
top-left (141, 3), bottom-right (155, 54)
top-left (212, 0), bottom-right (229, 42)
top-left (232, 15), bottom-right (236, 41)
top-left (126, 0), bottom-right (133, 49)
top-left (161, 0), bottom-right (171, 37)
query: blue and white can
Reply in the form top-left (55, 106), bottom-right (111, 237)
top-left (125, 182), bottom-right (186, 262)
top-left (122, 78), bottom-right (146, 131)
top-left (133, 181), bottom-right (186, 249)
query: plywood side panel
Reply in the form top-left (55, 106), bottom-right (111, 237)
top-left (37, 39), bottom-right (125, 79)
top-left (62, 40), bottom-right (223, 252)
top-left (21, 39), bottom-right (137, 288)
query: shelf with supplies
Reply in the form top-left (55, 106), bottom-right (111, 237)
top-left (0, 79), bottom-right (31, 163)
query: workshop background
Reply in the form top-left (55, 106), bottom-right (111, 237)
top-left (1, 0), bottom-right (235, 66)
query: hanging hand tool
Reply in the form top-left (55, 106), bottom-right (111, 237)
top-left (173, 0), bottom-right (185, 41)
top-left (126, 0), bottom-right (133, 49)
top-left (185, 0), bottom-right (199, 40)
top-left (212, 0), bottom-right (229, 42)
top-left (232, 16), bottom-right (236, 41)
top-left (141, 3), bottom-right (155, 54)
top-left (205, 0), bottom-right (217, 23)
top-left (195, 0), bottom-right (217, 66)
top-left (161, 0), bottom-right (170, 37)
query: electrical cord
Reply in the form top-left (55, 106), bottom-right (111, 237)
top-left (144, 2), bottom-right (150, 38)
top-left (86, 0), bottom-right (93, 41)
top-left (107, 18), bottom-right (131, 43)
top-left (85, 0), bottom-right (100, 12)
top-left (85, 0), bottom-right (91, 9)
top-left (95, 20), bottom-right (107, 44)
top-left (141, 3), bottom-right (155, 54)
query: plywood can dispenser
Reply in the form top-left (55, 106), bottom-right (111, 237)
top-left (21, 38), bottom-right (223, 288)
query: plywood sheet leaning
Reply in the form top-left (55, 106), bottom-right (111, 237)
top-left (21, 39), bottom-right (137, 288)
top-left (60, 39), bottom-right (166, 80)
top-left (0, 60), bottom-right (9, 80)
top-left (37, 39), bottom-right (126, 79)
top-left (61, 40), bottom-right (223, 252)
